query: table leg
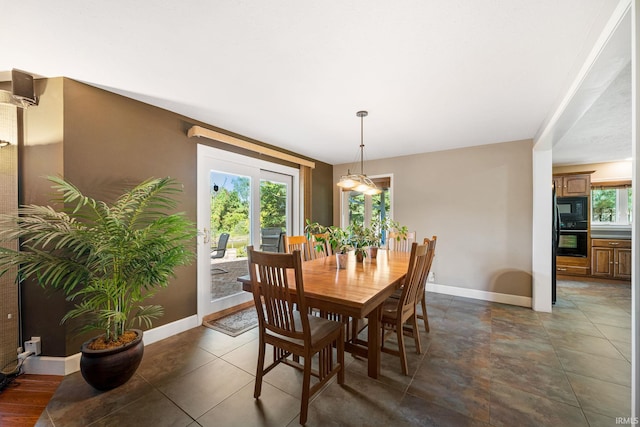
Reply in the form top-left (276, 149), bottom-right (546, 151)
top-left (366, 305), bottom-right (382, 378)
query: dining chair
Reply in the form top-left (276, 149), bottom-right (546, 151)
top-left (210, 233), bottom-right (230, 274)
top-left (284, 234), bottom-right (312, 261)
top-left (380, 241), bottom-right (432, 375)
top-left (309, 233), bottom-right (331, 260)
top-left (260, 227), bottom-right (283, 252)
top-left (388, 230), bottom-right (416, 252)
top-left (416, 236), bottom-right (437, 332)
top-left (247, 246), bottom-right (345, 425)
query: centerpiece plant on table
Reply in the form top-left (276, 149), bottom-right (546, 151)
top-left (347, 223), bottom-right (373, 262)
top-left (0, 176), bottom-right (196, 390)
top-left (305, 221), bottom-right (353, 268)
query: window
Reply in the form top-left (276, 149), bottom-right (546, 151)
top-left (341, 176), bottom-right (392, 243)
top-left (591, 183), bottom-right (632, 225)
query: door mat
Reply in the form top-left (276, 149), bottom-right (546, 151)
top-left (203, 307), bottom-right (258, 337)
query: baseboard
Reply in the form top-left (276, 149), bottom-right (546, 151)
top-left (426, 282), bottom-right (532, 308)
top-left (21, 353), bottom-right (81, 376)
top-left (21, 285), bottom-right (532, 376)
top-left (22, 314), bottom-right (199, 376)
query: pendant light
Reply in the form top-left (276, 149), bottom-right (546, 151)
top-left (337, 111), bottom-right (382, 195)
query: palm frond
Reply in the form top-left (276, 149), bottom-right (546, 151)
top-left (0, 176), bottom-right (196, 344)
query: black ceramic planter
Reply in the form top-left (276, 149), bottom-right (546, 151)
top-left (80, 329), bottom-right (144, 391)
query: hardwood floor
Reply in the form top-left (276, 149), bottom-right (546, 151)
top-left (0, 374), bottom-right (63, 427)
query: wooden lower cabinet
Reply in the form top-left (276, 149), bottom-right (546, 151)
top-left (591, 239), bottom-right (631, 280)
top-left (556, 255), bottom-right (589, 276)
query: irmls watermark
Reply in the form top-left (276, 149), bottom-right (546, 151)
top-left (616, 417), bottom-right (640, 425)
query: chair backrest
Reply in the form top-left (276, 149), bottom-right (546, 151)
top-left (416, 236), bottom-right (437, 296)
top-left (211, 233), bottom-right (230, 259)
top-left (218, 233), bottom-right (230, 249)
top-left (247, 246), bottom-right (309, 341)
top-left (423, 235), bottom-right (437, 272)
top-left (284, 235), bottom-right (312, 261)
top-left (397, 242), bottom-right (432, 319)
top-left (388, 230), bottom-right (416, 252)
top-left (309, 233), bottom-right (331, 259)
top-left (260, 227), bottom-right (283, 252)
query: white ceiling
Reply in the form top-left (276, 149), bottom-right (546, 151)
top-left (1, 0), bottom-right (625, 165)
top-left (551, 8), bottom-right (631, 165)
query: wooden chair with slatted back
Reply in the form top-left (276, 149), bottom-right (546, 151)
top-left (309, 233), bottom-right (331, 260)
top-left (415, 236), bottom-right (437, 333)
top-left (284, 235), bottom-right (312, 261)
top-left (388, 230), bottom-right (416, 252)
top-left (247, 246), bottom-right (345, 425)
top-left (380, 242), bottom-right (432, 375)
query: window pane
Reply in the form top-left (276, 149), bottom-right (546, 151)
top-left (260, 180), bottom-right (287, 229)
top-left (348, 191), bottom-right (365, 225)
top-left (371, 188), bottom-right (391, 244)
top-left (210, 172), bottom-right (250, 258)
top-left (591, 188), bottom-right (617, 222)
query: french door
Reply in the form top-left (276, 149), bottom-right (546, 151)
top-left (197, 145), bottom-right (299, 322)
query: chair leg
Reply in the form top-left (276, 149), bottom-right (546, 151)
top-left (420, 295), bottom-right (430, 333)
top-left (338, 329), bottom-right (345, 384)
top-left (300, 354), bottom-right (312, 425)
top-left (397, 321), bottom-right (408, 376)
top-left (254, 340), bottom-right (266, 398)
top-left (211, 267), bottom-right (228, 275)
top-left (412, 313), bottom-right (422, 354)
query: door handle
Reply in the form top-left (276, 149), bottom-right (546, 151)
top-left (201, 227), bottom-right (211, 244)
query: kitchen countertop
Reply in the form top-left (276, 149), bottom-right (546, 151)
top-left (590, 225), bottom-right (632, 240)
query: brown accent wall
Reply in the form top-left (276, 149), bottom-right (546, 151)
top-left (19, 77), bottom-right (333, 357)
top-left (311, 161), bottom-right (334, 225)
top-left (20, 78), bottom-right (68, 356)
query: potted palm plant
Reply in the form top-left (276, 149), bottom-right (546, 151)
top-left (0, 176), bottom-right (195, 390)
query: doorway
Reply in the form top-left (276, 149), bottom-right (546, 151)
top-left (196, 145), bottom-right (299, 322)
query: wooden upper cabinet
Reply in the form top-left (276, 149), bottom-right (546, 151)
top-left (553, 173), bottom-right (591, 197)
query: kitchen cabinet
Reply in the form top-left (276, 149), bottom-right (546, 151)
top-left (591, 239), bottom-right (631, 280)
top-left (556, 255), bottom-right (589, 276)
top-left (553, 173), bottom-right (591, 197)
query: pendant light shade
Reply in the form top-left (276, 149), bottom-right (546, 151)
top-left (337, 111), bottom-right (382, 195)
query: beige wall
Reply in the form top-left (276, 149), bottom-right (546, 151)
top-left (553, 160), bottom-right (632, 182)
top-left (334, 139), bottom-right (534, 298)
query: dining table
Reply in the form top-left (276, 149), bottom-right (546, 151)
top-left (238, 249), bottom-right (411, 379)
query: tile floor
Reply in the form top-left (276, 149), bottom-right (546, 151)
top-left (36, 279), bottom-right (631, 426)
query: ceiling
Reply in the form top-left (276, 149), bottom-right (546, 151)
top-left (551, 8), bottom-right (631, 165)
top-left (0, 0), bottom-right (626, 166)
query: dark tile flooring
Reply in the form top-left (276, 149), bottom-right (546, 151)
top-left (37, 279), bottom-right (631, 426)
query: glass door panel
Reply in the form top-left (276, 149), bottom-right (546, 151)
top-left (208, 171), bottom-right (251, 302)
top-left (259, 170), bottom-right (291, 252)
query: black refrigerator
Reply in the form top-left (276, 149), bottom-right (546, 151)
top-left (552, 182), bottom-right (559, 304)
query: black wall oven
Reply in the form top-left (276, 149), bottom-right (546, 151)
top-left (556, 195), bottom-right (589, 257)
top-left (557, 230), bottom-right (588, 257)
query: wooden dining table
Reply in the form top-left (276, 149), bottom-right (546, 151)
top-left (238, 249), bottom-right (411, 379)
